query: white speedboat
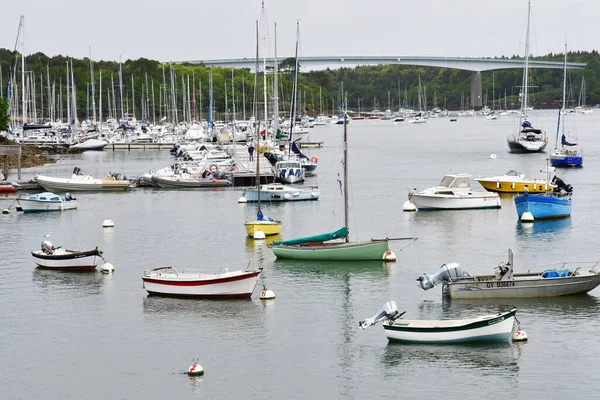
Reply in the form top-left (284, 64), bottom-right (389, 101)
top-left (275, 159), bottom-right (305, 184)
top-left (17, 192), bottom-right (77, 213)
top-left (31, 236), bottom-right (104, 271)
top-left (35, 167), bottom-right (130, 192)
top-left (360, 301), bottom-right (517, 343)
top-left (241, 183), bottom-right (319, 202)
top-left (142, 264), bottom-right (262, 298)
top-left (408, 174), bottom-right (501, 210)
top-left (70, 138), bottom-right (108, 151)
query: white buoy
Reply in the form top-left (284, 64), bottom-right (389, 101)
top-left (490, 153), bottom-right (497, 159)
top-left (253, 229), bottom-right (266, 240)
top-left (102, 218), bottom-right (115, 228)
top-left (2, 209), bottom-right (10, 214)
top-left (100, 262), bottom-right (114, 274)
top-left (260, 288), bottom-right (276, 300)
top-left (188, 359), bottom-right (204, 376)
top-left (403, 200), bottom-right (417, 212)
top-left (237, 196), bottom-right (247, 203)
top-left (383, 249), bottom-right (397, 262)
top-left (521, 212), bottom-right (534, 222)
top-left (512, 330), bottom-right (528, 342)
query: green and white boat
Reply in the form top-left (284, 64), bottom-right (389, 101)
top-left (360, 301), bottom-right (517, 343)
top-left (270, 114), bottom-right (415, 261)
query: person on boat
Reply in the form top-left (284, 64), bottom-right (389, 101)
top-left (257, 210), bottom-right (264, 221)
top-left (248, 144), bottom-right (254, 161)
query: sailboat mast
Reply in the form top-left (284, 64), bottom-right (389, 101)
top-left (343, 112), bottom-right (349, 242)
top-left (288, 21), bottom-right (299, 155)
top-left (522, 0), bottom-right (531, 119)
top-left (90, 46), bottom-right (96, 124)
top-left (556, 42), bottom-right (567, 149)
top-left (20, 16), bottom-right (25, 130)
top-left (254, 19), bottom-right (261, 215)
top-left (273, 22), bottom-right (279, 136)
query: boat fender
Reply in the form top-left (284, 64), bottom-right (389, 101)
top-left (511, 182), bottom-right (515, 190)
top-left (310, 156), bottom-right (318, 164)
top-left (496, 181), bottom-right (500, 189)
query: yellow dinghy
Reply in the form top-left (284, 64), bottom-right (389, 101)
top-left (475, 170), bottom-right (556, 194)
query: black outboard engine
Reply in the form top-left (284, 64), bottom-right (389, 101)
top-left (552, 176), bottom-right (573, 193)
top-left (73, 167), bottom-right (81, 175)
top-left (263, 152), bottom-right (278, 166)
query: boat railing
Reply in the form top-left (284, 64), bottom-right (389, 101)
top-left (526, 261), bottom-right (600, 274)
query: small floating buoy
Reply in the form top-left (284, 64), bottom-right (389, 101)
top-left (512, 330), bottom-right (528, 342)
top-left (2, 209), bottom-right (10, 214)
top-left (188, 358), bottom-right (204, 376)
top-left (383, 249), bottom-right (397, 262)
top-left (403, 200), bottom-right (417, 212)
top-left (260, 288), bottom-right (276, 300)
top-left (490, 153), bottom-right (497, 159)
top-left (102, 218), bottom-right (115, 228)
top-left (237, 195), bottom-right (247, 203)
top-left (100, 263), bottom-right (114, 274)
top-left (253, 229), bottom-right (266, 240)
top-left (521, 212), bottom-right (534, 222)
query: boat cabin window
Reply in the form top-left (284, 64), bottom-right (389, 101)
top-left (51, 197), bottom-right (60, 201)
top-left (39, 197), bottom-right (47, 200)
top-left (453, 177), bottom-right (470, 188)
top-left (439, 176), bottom-right (455, 187)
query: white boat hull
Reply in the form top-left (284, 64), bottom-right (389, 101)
top-left (409, 193), bottom-right (501, 210)
top-left (142, 268), bottom-right (262, 298)
top-left (31, 249), bottom-right (103, 271)
top-left (383, 310), bottom-right (516, 343)
top-left (17, 199), bottom-right (77, 212)
top-left (36, 175), bottom-right (130, 192)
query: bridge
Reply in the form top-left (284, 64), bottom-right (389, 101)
top-left (177, 56), bottom-right (587, 108)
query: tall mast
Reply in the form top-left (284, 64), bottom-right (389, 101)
top-left (90, 47), bottom-right (96, 124)
top-left (99, 70), bottom-right (102, 132)
top-left (343, 112), bottom-right (349, 242)
top-left (288, 21), bottom-right (300, 155)
top-left (556, 42), bottom-right (568, 150)
top-left (118, 57), bottom-right (124, 122)
top-left (66, 61), bottom-right (70, 126)
top-left (261, 4), bottom-right (268, 126)
top-left (522, 0), bottom-right (531, 119)
top-left (255, 19), bottom-right (262, 216)
top-left (20, 15), bottom-right (26, 130)
top-left (273, 22), bottom-right (279, 135)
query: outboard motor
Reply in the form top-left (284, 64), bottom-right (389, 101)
top-left (41, 235), bottom-right (54, 255)
top-left (359, 301), bottom-right (403, 330)
top-left (417, 262), bottom-right (464, 291)
top-left (552, 176), bottom-right (573, 193)
top-left (494, 262), bottom-right (513, 281)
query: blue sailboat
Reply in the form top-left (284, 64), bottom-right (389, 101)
top-left (550, 43), bottom-right (583, 168)
top-left (514, 176), bottom-right (573, 221)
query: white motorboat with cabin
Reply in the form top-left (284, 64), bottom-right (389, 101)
top-left (16, 192), bottom-right (77, 213)
top-left (408, 174), bottom-right (501, 210)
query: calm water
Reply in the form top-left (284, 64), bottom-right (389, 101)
top-left (1, 111), bottom-right (600, 399)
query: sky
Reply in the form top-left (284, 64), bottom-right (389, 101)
top-left (1, 0), bottom-right (597, 64)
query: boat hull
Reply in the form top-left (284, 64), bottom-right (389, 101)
top-left (514, 194), bottom-right (571, 220)
top-left (475, 179), bottom-right (553, 194)
top-left (152, 176), bottom-right (232, 188)
top-left (271, 240), bottom-right (389, 261)
top-left (409, 193), bottom-right (500, 210)
top-left (245, 220), bottom-right (282, 236)
top-left (17, 199), bottom-right (77, 213)
top-left (36, 175), bottom-right (130, 192)
top-left (549, 153), bottom-right (583, 168)
top-left (507, 138), bottom-right (548, 153)
top-left (142, 269), bottom-right (261, 298)
top-left (31, 249), bottom-right (102, 271)
top-left (444, 272), bottom-right (600, 299)
top-left (242, 186), bottom-right (319, 202)
top-left (383, 310), bottom-right (516, 343)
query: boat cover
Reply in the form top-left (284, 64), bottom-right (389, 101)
top-left (542, 269), bottom-right (571, 278)
top-left (273, 227), bottom-right (349, 246)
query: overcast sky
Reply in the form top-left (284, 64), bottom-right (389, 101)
top-left (1, 0), bottom-right (597, 64)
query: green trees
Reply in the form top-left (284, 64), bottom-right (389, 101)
top-left (0, 98), bottom-right (9, 131)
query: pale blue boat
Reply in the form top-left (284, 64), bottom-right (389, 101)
top-left (514, 192), bottom-right (571, 220)
top-left (242, 183), bottom-right (320, 202)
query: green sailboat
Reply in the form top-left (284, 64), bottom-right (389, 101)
top-left (271, 113), bottom-right (416, 261)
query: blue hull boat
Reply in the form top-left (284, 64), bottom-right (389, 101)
top-left (514, 193), bottom-right (571, 220)
top-left (549, 153), bottom-right (583, 168)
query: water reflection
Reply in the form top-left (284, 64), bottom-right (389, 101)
top-left (142, 295), bottom-right (258, 316)
top-left (442, 294), bottom-right (600, 319)
top-left (515, 218), bottom-right (572, 239)
top-left (32, 268), bottom-right (104, 295)
top-left (382, 341), bottom-right (520, 373)
top-left (273, 259), bottom-right (391, 279)
top-left (188, 376), bottom-right (204, 394)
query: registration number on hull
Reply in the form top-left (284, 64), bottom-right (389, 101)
top-left (486, 281), bottom-right (516, 288)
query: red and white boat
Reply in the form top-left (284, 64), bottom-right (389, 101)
top-left (142, 264), bottom-right (263, 298)
top-left (31, 237), bottom-right (104, 271)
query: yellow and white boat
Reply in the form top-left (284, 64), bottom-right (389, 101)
top-left (475, 170), bottom-right (556, 194)
top-left (245, 219), bottom-right (282, 237)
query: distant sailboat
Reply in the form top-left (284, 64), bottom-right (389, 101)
top-left (550, 43), bottom-right (583, 168)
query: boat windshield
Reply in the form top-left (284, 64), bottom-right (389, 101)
top-left (440, 176), bottom-right (470, 188)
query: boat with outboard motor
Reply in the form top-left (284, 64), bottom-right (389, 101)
top-left (36, 167), bottom-right (130, 192)
top-left (31, 235), bottom-right (105, 271)
top-left (16, 192), bottom-right (77, 212)
top-left (359, 301), bottom-right (517, 343)
top-left (417, 249), bottom-right (600, 299)
top-left (408, 174), bottom-right (501, 210)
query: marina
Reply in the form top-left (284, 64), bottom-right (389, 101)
top-left (2, 113), bottom-right (600, 399)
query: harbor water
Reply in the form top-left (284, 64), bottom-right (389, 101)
top-left (1, 111), bottom-right (600, 399)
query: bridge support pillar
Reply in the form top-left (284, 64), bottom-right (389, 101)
top-left (471, 72), bottom-right (483, 110)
